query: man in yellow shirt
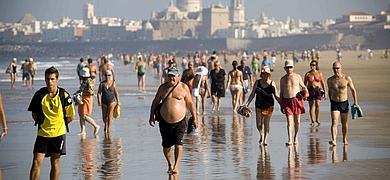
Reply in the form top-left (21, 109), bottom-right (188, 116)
top-left (28, 66), bottom-right (75, 180)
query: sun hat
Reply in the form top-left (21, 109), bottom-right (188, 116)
top-left (284, 60), bottom-right (294, 68)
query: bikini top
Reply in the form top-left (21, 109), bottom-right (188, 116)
top-left (306, 74), bottom-right (321, 83)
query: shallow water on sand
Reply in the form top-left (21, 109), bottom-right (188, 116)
top-left (1, 57), bottom-right (390, 179)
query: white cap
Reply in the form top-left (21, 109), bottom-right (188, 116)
top-left (284, 60), bottom-right (294, 68)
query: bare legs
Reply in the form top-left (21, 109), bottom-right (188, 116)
top-left (137, 75), bottom-right (145, 91)
top-left (230, 88), bottom-right (242, 112)
top-left (330, 111), bottom-right (348, 146)
top-left (309, 100), bottom-right (321, 126)
top-left (256, 109), bottom-right (271, 145)
top-left (212, 95), bottom-right (221, 112)
top-left (101, 102), bottom-right (116, 134)
top-left (79, 114), bottom-right (100, 136)
top-left (286, 114), bottom-right (301, 146)
top-left (10, 73), bottom-right (16, 89)
top-left (30, 153), bottom-right (61, 180)
top-left (163, 145), bottom-right (182, 175)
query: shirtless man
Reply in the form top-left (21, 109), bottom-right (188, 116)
top-left (327, 61), bottom-right (358, 146)
top-left (99, 56), bottom-right (115, 83)
top-left (87, 58), bottom-right (97, 86)
top-left (149, 66), bottom-right (198, 175)
top-left (280, 60), bottom-right (308, 146)
top-left (226, 60), bottom-right (244, 112)
top-left (181, 61), bottom-right (195, 94)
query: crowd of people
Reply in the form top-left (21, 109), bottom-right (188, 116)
top-left (1, 48), bottom-right (365, 178)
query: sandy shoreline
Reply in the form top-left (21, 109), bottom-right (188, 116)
top-left (1, 49), bottom-right (390, 179)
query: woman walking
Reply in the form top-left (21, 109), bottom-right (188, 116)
top-left (304, 60), bottom-right (326, 126)
top-left (6, 58), bottom-right (17, 89)
top-left (226, 60), bottom-right (244, 112)
top-left (97, 70), bottom-right (120, 134)
top-left (245, 66), bottom-right (280, 145)
top-left (78, 67), bottom-right (100, 136)
top-left (209, 61), bottom-right (226, 112)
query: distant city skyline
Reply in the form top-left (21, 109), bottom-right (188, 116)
top-left (0, 0), bottom-right (388, 23)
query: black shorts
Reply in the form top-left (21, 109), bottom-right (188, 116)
top-left (211, 85), bottom-right (225, 97)
top-left (159, 118), bottom-right (187, 148)
top-left (330, 100), bottom-right (349, 113)
top-left (33, 135), bottom-right (66, 157)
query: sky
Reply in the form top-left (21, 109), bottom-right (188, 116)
top-left (0, 0), bottom-right (388, 23)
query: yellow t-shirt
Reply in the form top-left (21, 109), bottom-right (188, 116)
top-left (38, 91), bottom-right (75, 137)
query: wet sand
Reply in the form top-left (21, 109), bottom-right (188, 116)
top-left (0, 50), bottom-right (390, 179)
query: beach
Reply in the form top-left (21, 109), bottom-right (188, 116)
top-left (0, 50), bottom-right (390, 179)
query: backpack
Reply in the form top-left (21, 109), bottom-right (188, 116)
top-left (33, 87), bottom-right (72, 132)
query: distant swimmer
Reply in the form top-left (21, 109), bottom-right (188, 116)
top-left (327, 61), bottom-right (358, 146)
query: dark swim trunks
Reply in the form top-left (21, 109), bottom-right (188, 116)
top-left (33, 135), bottom-right (66, 157)
top-left (307, 85), bottom-right (324, 101)
top-left (159, 117), bottom-right (187, 148)
top-left (330, 100), bottom-right (349, 113)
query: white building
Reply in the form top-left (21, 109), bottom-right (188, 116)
top-left (229, 0), bottom-right (245, 27)
top-left (83, 3), bottom-right (96, 25)
top-left (342, 12), bottom-right (375, 23)
top-left (176, 0), bottom-right (202, 12)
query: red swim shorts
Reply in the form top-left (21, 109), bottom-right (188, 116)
top-left (281, 97), bottom-right (305, 116)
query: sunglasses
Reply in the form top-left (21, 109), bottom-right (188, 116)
top-left (333, 67), bottom-right (340, 70)
top-left (285, 66), bottom-right (293, 69)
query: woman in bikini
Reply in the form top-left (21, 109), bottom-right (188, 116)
top-left (245, 66), bottom-right (280, 145)
top-left (97, 70), bottom-right (120, 134)
top-left (226, 60), bottom-right (244, 112)
top-left (304, 60), bottom-right (326, 127)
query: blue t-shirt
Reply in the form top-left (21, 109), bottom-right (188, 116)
top-left (238, 65), bottom-right (251, 80)
top-left (261, 58), bottom-right (271, 67)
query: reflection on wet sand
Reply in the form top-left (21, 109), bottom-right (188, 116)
top-left (286, 145), bottom-right (303, 179)
top-left (79, 134), bottom-right (97, 179)
top-left (98, 133), bottom-right (123, 179)
top-left (257, 145), bottom-right (274, 179)
top-left (231, 115), bottom-right (246, 174)
top-left (307, 127), bottom-right (327, 165)
top-left (331, 145), bottom-right (349, 163)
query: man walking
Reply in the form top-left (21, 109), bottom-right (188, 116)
top-left (149, 66), bottom-right (198, 175)
top-left (327, 61), bottom-right (358, 146)
top-left (280, 60), bottom-right (308, 146)
top-left (28, 66), bottom-right (75, 180)
top-left (238, 59), bottom-right (252, 103)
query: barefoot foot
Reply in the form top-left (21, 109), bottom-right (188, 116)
top-left (94, 125), bottom-right (100, 136)
top-left (329, 141), bottom-right (337, 146)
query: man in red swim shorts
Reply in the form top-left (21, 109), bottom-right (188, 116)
top-left (280, 60), bottom-right (308, 146)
